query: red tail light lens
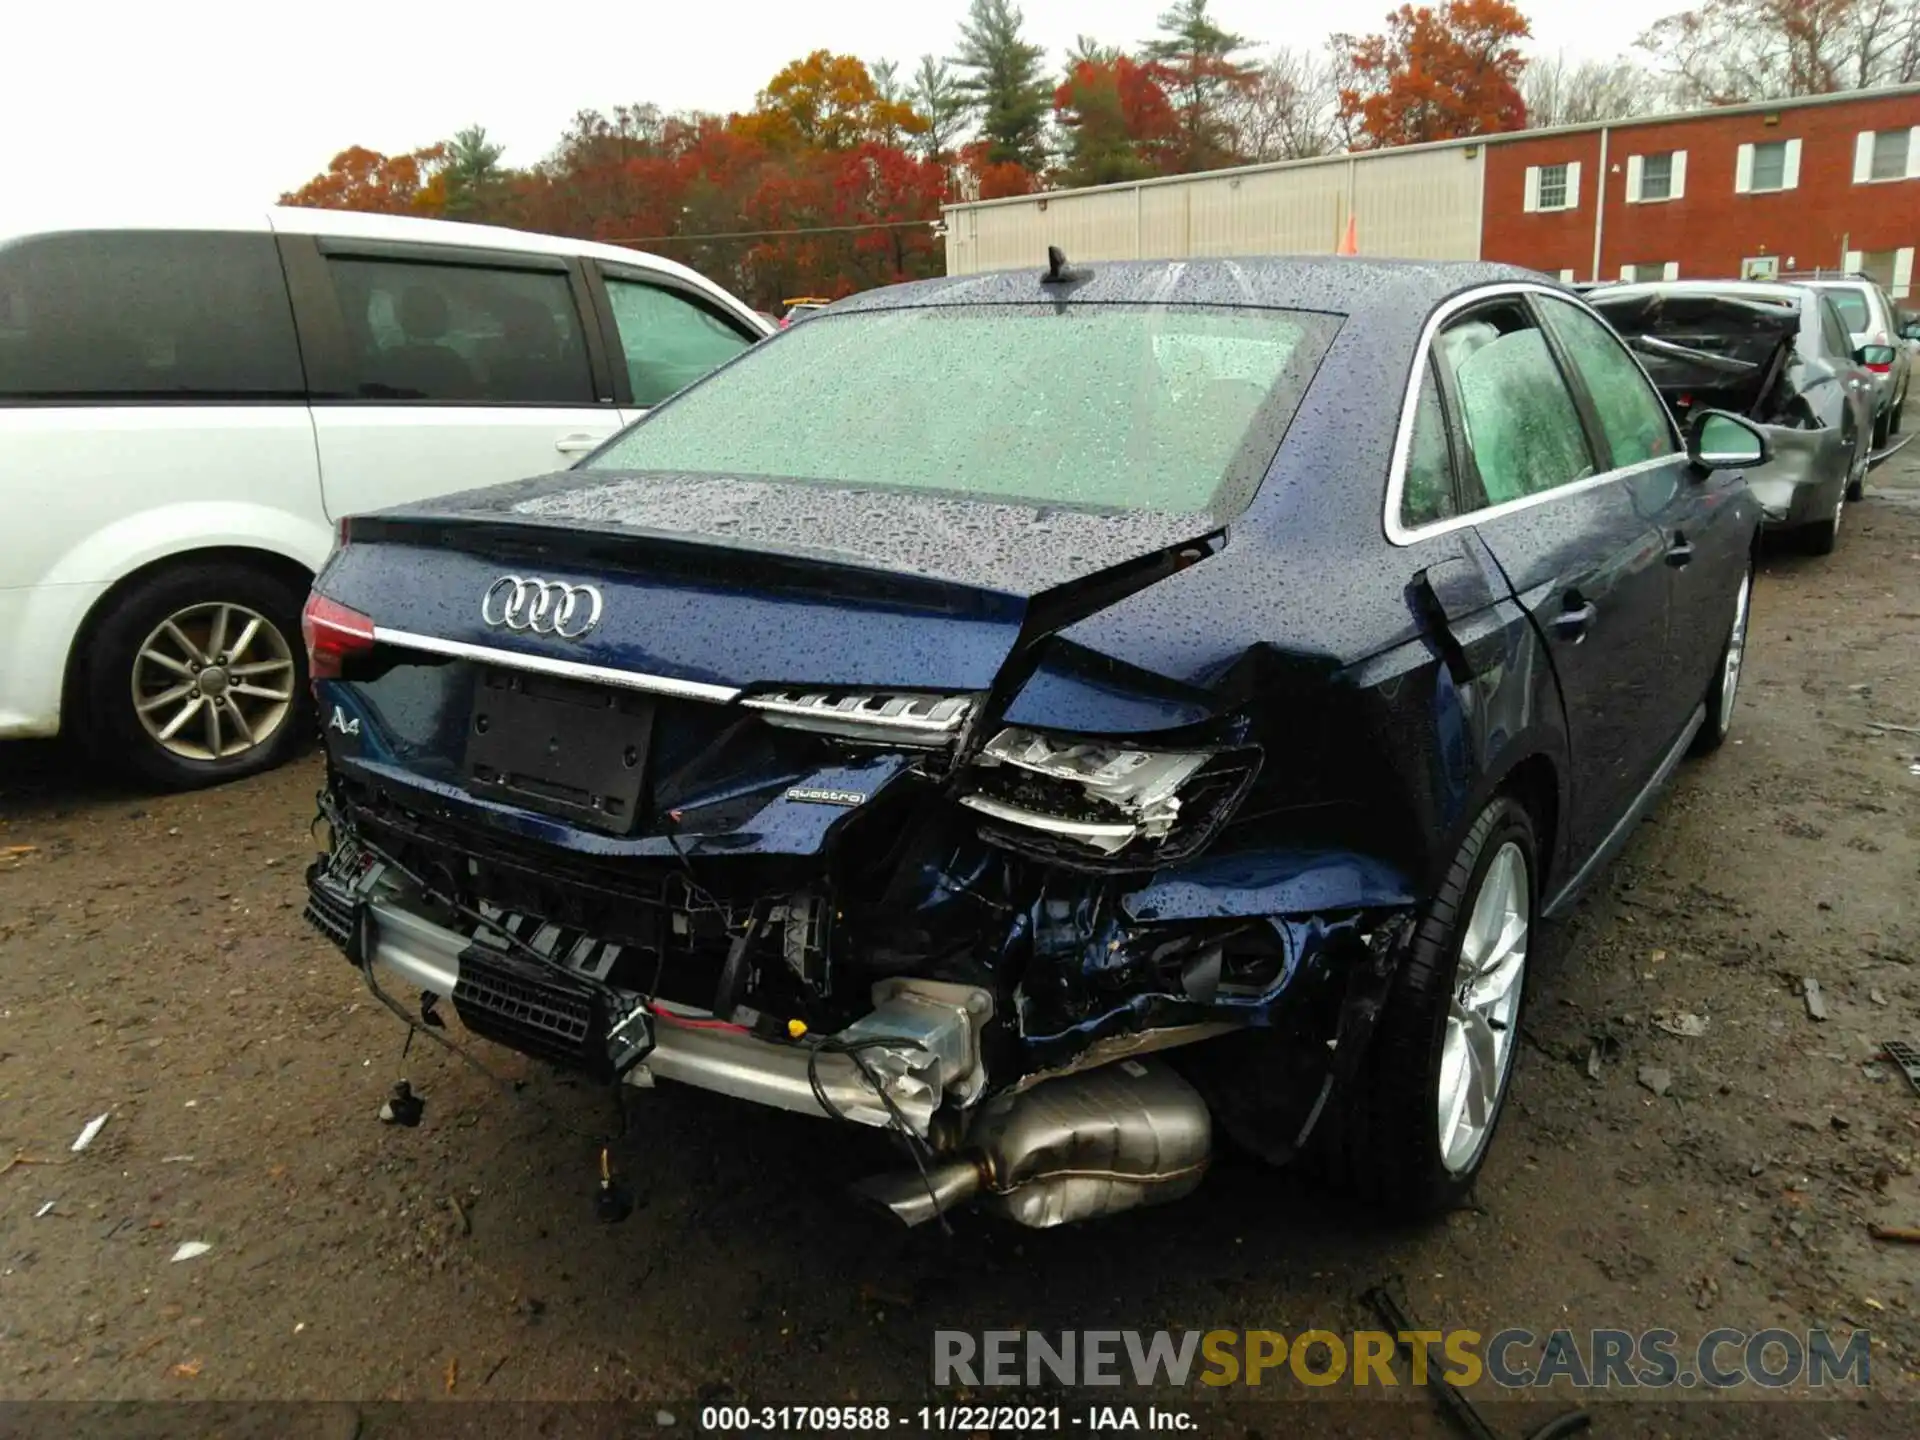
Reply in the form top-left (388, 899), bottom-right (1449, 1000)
top-left (1868, 361), bottom-right (1893, 374)
top-left (301, 593), bottom-right (375, 682)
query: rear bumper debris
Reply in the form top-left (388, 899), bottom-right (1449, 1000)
top-left (308, 774), bottom-right (1415, 1225)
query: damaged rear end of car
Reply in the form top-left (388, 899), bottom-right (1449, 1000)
top-left (1591, 283), bottom-right (1866, 538)
top-left (300, 268), bottom-right (1552, 1229)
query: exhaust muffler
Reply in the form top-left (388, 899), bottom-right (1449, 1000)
top-left (853, 1058), bottom-right (1211, 1229)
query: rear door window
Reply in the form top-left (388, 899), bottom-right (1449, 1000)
top-left (0, 231), bottom-right (304, 400)
top-left (1431, 301), bottom-right (1596, 509)
top-left (602, 276), bottom-right (756, 407)
top-left (1536, 295), bottom-right (1677, 467)
top-left (1818, 297), bottom-right (1855, 359)
top-left (322, 256), bottom-right (594, 404)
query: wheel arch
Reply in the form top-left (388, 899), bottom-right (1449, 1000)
top-left (1496, 752), bottom-right (1561, 901)
top-left (60, 545), bottom-right (316, 735)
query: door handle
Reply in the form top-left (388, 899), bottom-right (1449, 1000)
top-left (1666, 534), bottom-right (1694, 568)
top-left (554, 434), bottom-right (600, 455)
top-left (1553, 599), bottom-right (1598, 641)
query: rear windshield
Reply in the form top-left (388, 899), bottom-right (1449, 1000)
top-left (1825, 289), bottom-right (1871, 331)
top-left (585, 304), bottom-right (1340, 516)
top-left (1591, 291), bottom-right (1801, 363)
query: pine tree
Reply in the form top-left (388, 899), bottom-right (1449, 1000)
top-left (909, 55), bottom-right (969, 162)
top-left (952, 0), bottom-right (1051, 171)
top-left (1143, 0), bottom-right (1258, 172)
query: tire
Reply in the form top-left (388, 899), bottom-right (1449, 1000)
top-left (1316, 796), bottom-right (1537, 1218)
top-left (1872, 406), bottom-right (1890, 451)
top-left (1893, 384), bottom-right (1907, 435)
top-left (80, 560), bottom-right (311, 791)
top-left (1801, 494), bottom-right (1842, 555)
top-left (1692, 568), bottom-right (1751, 755)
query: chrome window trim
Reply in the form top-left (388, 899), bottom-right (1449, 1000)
top-left (1384, 281), bottom-right (1684, 547)
top-left (371, 627), bottom-right (742, 704)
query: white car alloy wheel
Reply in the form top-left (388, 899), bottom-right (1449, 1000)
top-left (131, 601), bottom-right (297, 762)
top-left (1437, 841), bottom-right (1529, 1176)
top-left (1719, 573), bottom-right (1751, 735)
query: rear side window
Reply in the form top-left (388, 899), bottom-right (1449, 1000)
top-left (323, 256), bottom-right (593, 404)
top-left (1818, 298), bottom-right (1854, 359)
top-left (1400, 359), bottom-right (1459, 529)
top-left (1536, 295), bottom-right (1676, 467)
top-left (1825, 288), bottom-right (1871, 332)
top-left (1433, 301), bottom-right (1595, 507)
top-left (0, 231), bottom-right (303, 400)
top-left (603, 277), bottom-right (755, 407)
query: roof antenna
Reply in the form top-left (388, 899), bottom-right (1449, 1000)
top-left (1042, 245), bottom-right (1072, 284)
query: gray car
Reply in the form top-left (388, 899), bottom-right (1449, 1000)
top-left (1803, 276), bottom-right (1910, 446)
top-left (1591, 281), bottom-right (1880, 555)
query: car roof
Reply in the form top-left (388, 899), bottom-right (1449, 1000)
top-left (825, 256), bottom-right (1551, 318)
top-left (0, 206), bottom-right (766, 327)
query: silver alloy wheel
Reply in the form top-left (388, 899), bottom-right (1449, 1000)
top-left (1719, 572), bottom-right (1751, 735)
top-left (131, 602), bottom-right (296, 762)
top-left (1437, 841), bottom-right (1529, 1176)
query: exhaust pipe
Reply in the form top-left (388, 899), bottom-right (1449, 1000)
top-left (853, 1059), bottom-right (1211, 1229)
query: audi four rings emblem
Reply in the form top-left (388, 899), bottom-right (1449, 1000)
top-left (480, 576), bottom-right (604, 639)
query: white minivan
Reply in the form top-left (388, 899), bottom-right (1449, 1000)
top-left (0, 208), bottom-right (771, 788)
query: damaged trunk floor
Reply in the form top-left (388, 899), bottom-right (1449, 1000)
top-left (3, 444), bottom-right (1920, 1433)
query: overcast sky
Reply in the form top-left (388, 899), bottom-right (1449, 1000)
top-left (3, 0), bottom-right (1685, 219)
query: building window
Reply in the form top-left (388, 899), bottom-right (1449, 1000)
top-left (1628, 151), bottom-right (1686, 203)
top-left (1524, 161), bottom-right (1582, 213)
top-left (1640, 153), bottom-right (1672, 199)
top-left (1844, 247), bottom-right (1916, 299)
top-left (1737, 139), bottom-right (1800, 194)
top-left (1538, 164), bottom-right (1569, 209)
top-left (1856, 127), bottom-right (1917, 183)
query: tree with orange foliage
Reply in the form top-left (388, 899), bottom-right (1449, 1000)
top-left (1337, 1), bottom-right (1531, 149)
top-left (279, 145), bottom-right (449, 213)
top-left (735, 51), bottom-right (927, 152)
top-left (1053, 56), bottom-right (1180, 186)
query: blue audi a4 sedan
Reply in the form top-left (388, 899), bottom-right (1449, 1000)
top-left (301, 256), bottom-right (1765, 1227)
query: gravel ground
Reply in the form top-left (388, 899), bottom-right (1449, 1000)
top-left (3, 440), bottom-right (1919, 1436)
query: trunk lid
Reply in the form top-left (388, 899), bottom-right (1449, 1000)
top-left (316, 470), bottom-right (1219, 851)
top-left (1592, 290), bottom-right (1800, 421)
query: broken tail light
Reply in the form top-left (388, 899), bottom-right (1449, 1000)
top-left (958, 727), bottom-right (1259, 867)
top-left (302, 593), bottom-right (375, 682)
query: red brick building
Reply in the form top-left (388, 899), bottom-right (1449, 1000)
top-left (1481, 88), bottom-right (1920, 294)
top-left (945, 85), bottom-right (1920, 297)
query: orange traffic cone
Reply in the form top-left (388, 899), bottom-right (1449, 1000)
top-left (1336, 213), bottom-right (1359, 256)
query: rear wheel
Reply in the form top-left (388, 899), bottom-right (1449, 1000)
top-left (1873, 405), bottom-right (1890, 450)
top-left (1317, 796), bottom-right (1536, 1218)
top-left (1803, 482), bottom-right (1845, 554)
top-left (1692, 569), bottom-right (1751, 754)
top-left (1893, 383), bottom-right (1907, 435)
top-left (80, 561), bottom-right (310, 791)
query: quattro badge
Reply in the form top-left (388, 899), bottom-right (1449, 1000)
top-left (785, 787), bottom-right (867, 807)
